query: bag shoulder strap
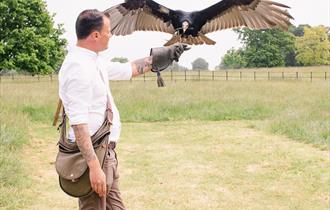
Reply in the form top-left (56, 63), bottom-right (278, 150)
top-left (98, 67), bottom-right (113, 125)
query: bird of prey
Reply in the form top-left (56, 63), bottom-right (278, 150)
top-left (104, 0), bottom-right (293, 46)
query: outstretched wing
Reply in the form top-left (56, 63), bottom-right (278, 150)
top-left (104, 0), bottom-right (176, 36)
top-left (199, 0), bottom-right (293, 34)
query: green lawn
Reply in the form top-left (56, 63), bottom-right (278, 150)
top-left (13, 120), bottom-right (330, 210)
top-left (119, 121), bottom-right (330, 209)
top-left (0, 72), bottom-right (329, 209)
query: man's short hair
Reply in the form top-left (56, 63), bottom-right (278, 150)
top-left (75, 9), bottom-right (110, 40)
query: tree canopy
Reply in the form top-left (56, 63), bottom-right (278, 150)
top-left (220, 25), bottom-right (330, 69)
top-left (111, 57), bottom-right (129, 63)
top-left (295, 26), bottom-right (330, 66)
top-left (192, 58), bottom-right (209, 70)
top-left (236, 28), bottom-right (295, 68)
top-left (289, 24), bottom-right (311, 37)
top-left (221, 48), bottom-right (246, 69)
top-left (0, 0), bottom-right (66, 74)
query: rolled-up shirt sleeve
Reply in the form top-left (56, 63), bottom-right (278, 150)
top-left (60, 63), bottom-right (92, 125)
top-left (106, 62), bottom-right (132, 80)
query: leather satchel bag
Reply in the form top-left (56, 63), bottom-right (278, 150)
top-left (55, 101), bottom-right (113, 198)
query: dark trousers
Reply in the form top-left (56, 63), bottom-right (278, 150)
top-left (79, 145), bottom-right (125, 210)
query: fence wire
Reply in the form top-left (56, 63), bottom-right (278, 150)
top-left (0, 70), bottom-right (329, 83)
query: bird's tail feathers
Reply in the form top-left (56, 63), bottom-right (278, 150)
top-left (198, 33), bottom-right (216, 45)
top-left (164, 34), bottom-right (181, 46)
top-left (164, 33), bottom-right (216, 46)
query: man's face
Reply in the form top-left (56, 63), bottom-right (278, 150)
top-left (96, 16), bottom-right (112, 51)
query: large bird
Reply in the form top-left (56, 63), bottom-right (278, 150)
top-left (104, 0), bottom-right (293, 46)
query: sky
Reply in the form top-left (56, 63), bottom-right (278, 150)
top-left (45, 0), bottom-right (330, 69)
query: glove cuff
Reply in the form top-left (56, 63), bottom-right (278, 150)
top-left (150, 47), bottom-right (172, 72)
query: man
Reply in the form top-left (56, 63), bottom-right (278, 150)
top-left (58, 9), bottom-right (188, 210)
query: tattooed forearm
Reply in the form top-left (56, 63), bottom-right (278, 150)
top-left (131, 56), bottom-right (153, 77)
top-left (72, 124), bottom-right (96, 164)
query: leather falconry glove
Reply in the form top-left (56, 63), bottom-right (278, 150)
top-left (150, 43), bottom-right (190, 87)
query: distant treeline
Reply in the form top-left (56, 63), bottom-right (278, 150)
top-left (219, 25), bottom-right (330, 69)
top-left (112, 25), bottom-right (330, 71)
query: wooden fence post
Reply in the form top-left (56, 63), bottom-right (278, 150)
top-left (325, 72), bottom-right (327, 80)
top-left (198, 70), bottom-right (200, 81)
top-left (171, 70), bottom-right (173, 81)
top-left (254, 71), bottom-right (256, 81)
top-left (268, 71), bottom-right (270, 80)
top-left (282, 72), bottom-right (284, 80)
top-left (184, 70), bottom-right (186, 82)
top-left (212, 71), bottom-right (214, 81)
top-left (226, 71), bottom-right (228, 81)
top-left (310, 72), bottom-right (313, 82)
top-left (12, 74), bottom-right (14, 80)
top-left (240, 71), bottom-right (242, 81)
top-left (296, 72), bottom-right (298, 80)
top-left (143, 73), bottom-right (145, 82)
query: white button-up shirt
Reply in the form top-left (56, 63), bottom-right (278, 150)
top-left (59, 46), bottom-right (132, 142)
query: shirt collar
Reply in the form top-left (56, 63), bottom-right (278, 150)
top-left (71, 46), bottom-right (98, 59)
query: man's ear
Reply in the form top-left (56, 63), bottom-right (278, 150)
top-left (91, 31), bottom-right (99, 40)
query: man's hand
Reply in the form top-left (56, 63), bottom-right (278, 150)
top-left (72, 124), bottom-right (106, 197)
top-left (89, 159), bottom-right (106, 197)
top-left (150, 43), bottom-right (190, 72)
top-left (131, 56), bottom-right (153, 77)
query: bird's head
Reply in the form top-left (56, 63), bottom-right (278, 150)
top-left (182, 20), bottom-right (190, 32)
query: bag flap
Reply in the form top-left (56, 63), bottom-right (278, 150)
top-left (55, 144), bottom-right (107, 180)
top-left (55, 152), bottom-right (87, 180)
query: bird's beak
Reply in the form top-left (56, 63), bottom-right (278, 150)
top-left (182, 22), bottom-right (189, 32)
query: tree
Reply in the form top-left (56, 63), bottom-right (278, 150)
top-left (220, 48), bottom-right (246, 69)
top-left (191, 58), bottom-right (209, 70)
top-left (0, 0), bottom-right (66, 74)
top-left (285, 24), bottom-right (313, 66)
top-left (295, 26), bottom-right (330, 66)
top-left (289, 24), bottom-right (311, 37)
top-left (235, 28), bottom-right (295, 67)
top-left (111, 57), bottom-right (129, 63)
top-left (326, 26), bottom-right (330, 41)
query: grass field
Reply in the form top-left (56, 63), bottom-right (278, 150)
top-left (0, 67), bottom-right (329, 209)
